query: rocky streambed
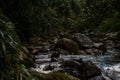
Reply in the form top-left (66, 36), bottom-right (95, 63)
top-left (28, 32), bottom-right (120, 80)
top-left (29, 50), bottom-right (120, 80)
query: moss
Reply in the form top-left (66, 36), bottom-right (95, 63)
top-left (29, 72), bottom-right (81, 80)
top-left (30, 71), bottom-right (47, 80)
top-left (46, 72), bottom-right (80, 80)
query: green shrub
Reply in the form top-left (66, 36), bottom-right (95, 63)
top-left (98, 17), bottom-right (120, 32)
top-left (0, 13), bottom-right (36, 80)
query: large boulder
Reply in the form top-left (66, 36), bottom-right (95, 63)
top-left (77, 61), bottom-right (101, 79)
top-left (55, 38), bottom-right (80, 54)
top-left (61, 59), bottom-right (102, 80)
top-left (72, 33), bottom-right (95, 49)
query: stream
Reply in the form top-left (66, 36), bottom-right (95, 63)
top-left (29, 48), bottom-right (120, 80)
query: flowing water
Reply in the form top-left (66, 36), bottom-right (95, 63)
top-left (29, 48), bottom-right (120, 80)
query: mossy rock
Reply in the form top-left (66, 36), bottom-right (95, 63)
top-left (46, 72), bottom-right (80, 80)
top-left (30, 71), bottom-right (47, 80)
top-left (56, 38), bottom-right (80, 54)
top-left (72, 33), bottom-right (95, 49)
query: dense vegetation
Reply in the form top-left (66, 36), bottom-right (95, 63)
top-left (0, 0), bottom-right (120, 80)
top-left (0, 0), bottom-right (120, 39)
top-left (0, 13), bottom-right (32, 79)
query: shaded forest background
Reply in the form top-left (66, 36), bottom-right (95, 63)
top-left (0, 0), bottom-right (120, 80)
top-left (0, 0), bottom-right (120, 40)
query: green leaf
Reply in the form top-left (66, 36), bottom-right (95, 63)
top-left (5, 22), bottom-right (14, 29)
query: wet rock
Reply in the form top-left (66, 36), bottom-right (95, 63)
top-left (72, 33), bottom-right (95, 49)
top-left (114, 44), bottom-right (120, 50)
top-left (102, 32), bottom-right (120, 50)
top-left (94, 43), bottom-right (107, 52)
top-left (88, 75), bottom-right (105, 80)
top-left (58, 48), bottom-right (70, 55)
top-left (91, 37), bottom-right (102, 42)
top-left (115, 41), bottom-right (120, 50)
top-left (88, 33), bottom-right (106, 42)
top-left (44, 65), bottom-right (55, 71)
top-left (27, 41), bottom-right (50, 54)
top-left (55, 38), bottom-right (80, 54)
top-left (112, 51), bottom-right (120, 61)
top-left (94, 43), bottom-right (103, 48)
top-left (78, 50), bottom-right (86, 54)
top-left (61, 59), bottom-right (82, 68)
top-left (85, 48), bottom-right (103, 55)
top-left (77, 61), bottom-right (101, 79)
top-left (105, 40), bottom-right (115, 49)
top-left (106, 32), bottom-right (119, 41)
top-left (39, 46), bottom-right (50, 52)
top-left (61, 59), bottom-right (102, 80)
top-left (51, 51), bottom-right (60, 62)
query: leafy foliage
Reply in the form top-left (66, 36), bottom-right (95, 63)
top-left (0, 13), bottom-right (35, 80)
top-left (98, 17), bottom-right (120, 32)
top-left (0, 0), bottom-right (120, 39)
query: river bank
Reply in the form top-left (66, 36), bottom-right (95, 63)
top-left (27, 32), bottom-right (120, 80)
